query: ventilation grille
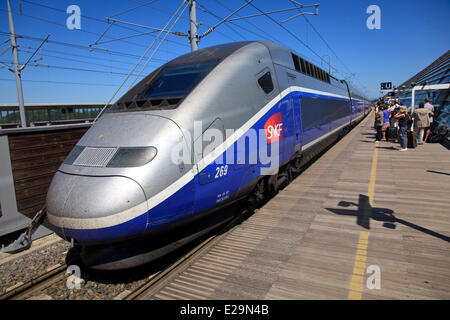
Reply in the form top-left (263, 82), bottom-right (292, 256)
top-left (73, 147), bottom-right (117, 167)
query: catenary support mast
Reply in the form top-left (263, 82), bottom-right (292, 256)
top-left (188, 0), bottom-right (199, 51)
top-left (7, 0), bottom-right (27, 127)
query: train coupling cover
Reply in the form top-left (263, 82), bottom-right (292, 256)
top-left (1, 207), bottom-right (46, 254)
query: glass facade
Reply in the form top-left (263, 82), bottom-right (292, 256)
top-left (0, 105), bottom-right (103, 126)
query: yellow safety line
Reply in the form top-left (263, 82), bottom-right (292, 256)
top-left (348, 141), bottom-right (379, 300)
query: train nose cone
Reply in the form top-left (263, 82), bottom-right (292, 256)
top-left (46, 171), bottom-right (148, 244)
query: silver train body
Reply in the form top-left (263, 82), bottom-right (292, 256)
top-left (46, 41), bottom-right (370, 269)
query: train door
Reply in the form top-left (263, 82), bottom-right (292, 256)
top-left (287, 73), bottom-right (302, 153)
top-left (192, 118), bottom-right (235, 214)
top-left (274, 73), bottom-right (296, 164)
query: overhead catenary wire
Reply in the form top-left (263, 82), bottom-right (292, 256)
top-left (197, 1), bottom-right (350, 93)
top-left (18, 48), bottom-right (160, 71)
top-left (91, 29), bottom-right (168, 47)
top-left (0, 8), bottom-right (177, 51)
top-left (244, 1), bottom-right (327, 68)
top-left (200, 0), bottom-right (255, 38)
top-left (128, 1), bottom-right (189, 89)
top-left (7, 1), bottom-right (189, 49)
top-left (196, 1), bottom-right (264, 41)
top-left (192, 1), bottom-right (325, 70)
top-left (20, 0), bottom-right (183, 45)
top-left (108, 0), bottom-right (158, 19)
top-left (1, 54), bottom-right (151, 77)
top-left (94, 0), bottom-right (190, 122)
top-left (288, 0), bottom-right (366, 93)
top-left (211, 0), bottom-right (280, 43)
top-left (128, 0), bottom-right (239, 43)
top-left (0, 77), bottom-right (121, 87)
top-left (18, 45), bottom-right (167, 65)
top-left (0, 31), bottom-right (182, 62)
top-left (195, 1), bottom-right (248, 42)
top-left (28, 63), bottom-right (147, 77)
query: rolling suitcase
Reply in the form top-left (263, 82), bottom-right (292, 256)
top-left (386, 127), bottom-right (397, 142)
top-left (407, 130), bottom-right (417, 148)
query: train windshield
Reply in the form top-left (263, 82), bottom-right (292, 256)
top-left (108, 42), bottom-right (251, 112)
top-left (139, 61), bottom-right (217, 99)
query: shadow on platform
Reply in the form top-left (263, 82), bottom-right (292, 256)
top-left (326, 194), bottom-right (450, 243)
top-left (427, 170), bottom-right (450, 176)
top-left (375, 146), bottom-right (398, 150)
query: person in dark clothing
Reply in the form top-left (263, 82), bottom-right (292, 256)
top-left (375, 106), bottom-right (384, 142)
top-left (394, 106), bottom-right (410, 151)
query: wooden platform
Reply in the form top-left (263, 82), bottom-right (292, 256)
top-left (143, 115), bottom-right (450, 300)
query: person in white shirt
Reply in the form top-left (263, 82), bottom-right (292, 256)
top-left (391, 101), bottom-right (401, 128)
top-left (424, 98), bottom-right (434, 142)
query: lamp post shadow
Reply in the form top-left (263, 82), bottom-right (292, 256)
top-left (326, 194), bottom-right (450, 243)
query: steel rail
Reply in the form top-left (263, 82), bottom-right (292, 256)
top-left (0, 264), bottom-right (68, 300)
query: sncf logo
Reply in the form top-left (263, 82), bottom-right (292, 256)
top-left (264, 112), bottom-right (283, 144)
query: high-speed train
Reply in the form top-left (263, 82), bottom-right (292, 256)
top-left (46, 41), bottom-right (370, 269)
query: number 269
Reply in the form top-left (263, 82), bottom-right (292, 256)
top-left (215, 165), bottom-right (228, 178)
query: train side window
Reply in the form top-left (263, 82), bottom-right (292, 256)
top-left (304, 62), bottom-right (309, 76)
top-left (300, 58), bottom-right (306, 74)
top-left (292, 53), bottom-right (301, 72)
top-left (307, 62), bottom-right (313, 77)
top-left (257, 71), bottom-right (274, 94)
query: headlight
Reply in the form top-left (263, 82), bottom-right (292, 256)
top-left (64, 145), bottom-right (85, 165)
top-left (106, 147), bottom-right (157, 168)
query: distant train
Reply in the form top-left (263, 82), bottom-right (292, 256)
top-left (46, 41), bottom-right (370, 269)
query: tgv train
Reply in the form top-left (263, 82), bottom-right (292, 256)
top-left (46, 41), bottom-right (370, 269)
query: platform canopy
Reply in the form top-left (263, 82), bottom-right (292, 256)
top-left (398, 50), bottom-right (450, 90)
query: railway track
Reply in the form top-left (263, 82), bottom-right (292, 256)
top-left (0, 264), bottom-right (68, 300)
top-left (0, 205), bottom-right (251, 301)
top-left (0, 243), bottom-right (82, 300)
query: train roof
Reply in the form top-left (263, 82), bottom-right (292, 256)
top-left (119, 41), bottom-right (369, 103)
top-left (166, 41), bottom-right (253, 66)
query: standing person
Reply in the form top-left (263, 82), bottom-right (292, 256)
top-left (394, 106), bottom-right (410, 151)
top-left (374, 101), bottom-right (381, 129)
top-left (387, 102), bottom-right (393, 112)
top-left (390, 102), bottom-right (400, 128)
top-left (375, 106), bottom-right (384, 142)
top-left (412, 102), bottom-right (433, 145)
top-left (389, 103), bottom-right (400, 142)
top-left (382, 106), bottom-right (391, 141)
top-left (424, 98), bottom-right (435, 142)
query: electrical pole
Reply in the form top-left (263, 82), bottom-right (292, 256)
top-left (7, 0), bottom-right (27, 127)
top-left (188, 0), bottom-right (199, 51)
top-left (322, 54), bottom-right (331, 75)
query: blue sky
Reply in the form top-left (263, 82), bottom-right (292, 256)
top-left (0, 0), bottom-right (449, 103)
